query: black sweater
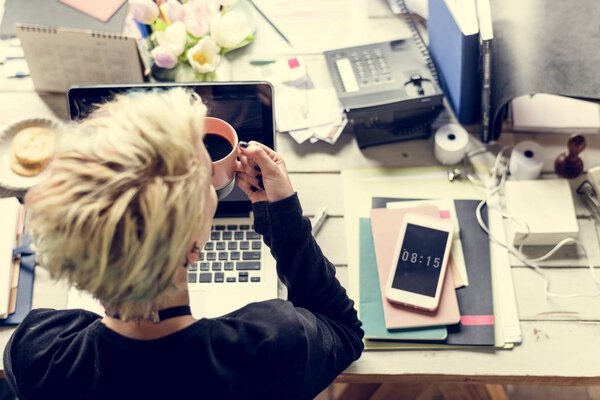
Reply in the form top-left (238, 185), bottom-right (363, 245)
top-left (3, 194), bottom-right (364, 400)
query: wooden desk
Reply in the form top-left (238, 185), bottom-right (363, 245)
top-left (2, 1), bottom-right (600, 394)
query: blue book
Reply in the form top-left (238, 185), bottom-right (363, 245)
top-left (428, 0), bottom-right (480, 124)
top-left (359, 218), bottom-right (448, 342)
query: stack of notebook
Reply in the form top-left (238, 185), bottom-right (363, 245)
top-left (0, 197), bottom-right (35, 326)
top-left (359, 197), bottom-right (496, 348)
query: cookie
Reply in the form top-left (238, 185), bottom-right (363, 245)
top-left (9, 126), bottom-right (56, 177)
top-left (9, 151), bottom-right (46, 177)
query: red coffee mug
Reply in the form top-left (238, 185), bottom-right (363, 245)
top-left (203, 117), bottom-right (238, 200)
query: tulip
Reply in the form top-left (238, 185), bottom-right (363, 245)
top-left (163, 0), bottom-right (185, 23)
top-left (210, 10), bottom-right (252, 49)
top-left (129, 0), bottom-right (160, 25)
top-left (183, 1), bottom-right (217, 37)
top-left (155, 21), bottom-right (188, 56)
top-left (187, 36), bottom-right (221, 73)
top-left (151, 46), bottom-right (178, 69)
top-left (185, 16), bottom-right (210, 37)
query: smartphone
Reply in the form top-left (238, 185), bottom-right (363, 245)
top-left (385, 213), bottom-right (453, 311)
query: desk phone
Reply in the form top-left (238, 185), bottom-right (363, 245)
top-left (325, 40), bottom-right (444, 149)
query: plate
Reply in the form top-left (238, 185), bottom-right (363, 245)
top-left (0, 118), bottom-right (61, 191)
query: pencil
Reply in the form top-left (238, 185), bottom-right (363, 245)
top-left (248, 0), bottom-right (293, 47)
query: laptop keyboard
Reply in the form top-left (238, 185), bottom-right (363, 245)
top-left (187, 224), bottom-right (262, 285)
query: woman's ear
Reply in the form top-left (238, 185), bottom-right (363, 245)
top-left (184, 241), bottom-right (202, 267)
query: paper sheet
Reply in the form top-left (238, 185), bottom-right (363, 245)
top-left (251, 0), bottom-right (366, 52)
top-left (488, 194), bottom-right (522, 343)
top-left (57, 0), bottom-right (126, 23)
top-left (511, 92), bottom-right (600, 134)
top-left (274, 87), bottom-right (341, 132)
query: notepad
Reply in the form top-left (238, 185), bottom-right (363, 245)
top-left (16, 24), bottom-right (144, 93)
top-left (370, 206), bottom-right (461, 330)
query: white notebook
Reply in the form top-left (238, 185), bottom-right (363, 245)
top-left (16, 24), bottom-right (144, 93)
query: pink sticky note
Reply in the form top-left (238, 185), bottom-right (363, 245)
top-left (287, 57), bottom-right (300, 69)
top-left (439, 210), bottom-right (451, 219)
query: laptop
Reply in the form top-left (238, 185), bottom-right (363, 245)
top-left (66, 82), bottom-right (279, 318)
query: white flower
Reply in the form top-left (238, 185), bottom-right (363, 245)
top-left (187, 36), bottom-right (221, 73)
top-left (129, 0), bottom-right (160, 25)
top-left (210, 10), bottom-right (252, 49)
top-left (185, 17), bottom-right (211, 37)
top-left (183, 1), bottom-right (216, 37)
top-left (155, 21), bottom-right (187, 56)
top-left (151, 46), bottom-right (178, 69)
top-left (163, 0), bottom-right (186, 23)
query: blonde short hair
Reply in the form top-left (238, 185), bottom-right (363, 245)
top-left (26, 88), bottom-right (211, 320)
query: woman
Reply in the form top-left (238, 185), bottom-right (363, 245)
top-left (3, 88), bottom-right (363, 400)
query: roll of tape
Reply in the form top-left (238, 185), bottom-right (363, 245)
top-left (509, 140), bottom-right (545, 180)
top-left (434, 124), bottom-right (470, 165)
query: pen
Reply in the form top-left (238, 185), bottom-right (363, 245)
top-left (311, 206), bottom-right (328, 236)
top-left (248, 0), bottom-right (293, 47)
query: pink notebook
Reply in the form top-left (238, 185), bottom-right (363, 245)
top-left (58, 0), bottom-right (127, 22)
top-left (370, 206), bottom-right (461, 330)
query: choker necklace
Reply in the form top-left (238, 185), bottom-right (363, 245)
top-left (108, 305), bottom-right (192, 323)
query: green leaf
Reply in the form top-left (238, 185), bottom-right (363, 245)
top-left (220, 34), bottom-right (254, 55)
top-left (186, 35), bottom-right (199, 47)
top-left (152, 19), bottom-right (167, 32)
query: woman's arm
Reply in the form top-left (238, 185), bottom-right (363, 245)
top-left (235, 142), bottom-right (364, 393)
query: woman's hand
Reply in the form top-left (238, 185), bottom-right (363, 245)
top-left (235, 141), bottom-right (294, 203)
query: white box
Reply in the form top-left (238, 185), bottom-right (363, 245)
top-left (505, 179), bottom-right (579, 246)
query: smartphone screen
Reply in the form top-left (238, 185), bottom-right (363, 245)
top-left (391, 223), bottom-right (450, 297)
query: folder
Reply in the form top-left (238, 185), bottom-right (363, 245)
top-left (428, 0), bottom-right (481, 124)
top-left (0, 234), bottom-right (35, 326)
top-left (0, 197), bottom-right (20, 319)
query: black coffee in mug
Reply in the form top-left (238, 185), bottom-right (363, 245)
top-left (203, 133), bottom-right (233, 161)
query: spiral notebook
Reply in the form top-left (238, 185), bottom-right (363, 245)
top-left (15, 24), bottom-right (144, 93)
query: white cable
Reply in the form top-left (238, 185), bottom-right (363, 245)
top-left (467, 145), bottom-right (600, 299)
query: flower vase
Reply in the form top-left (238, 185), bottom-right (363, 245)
top-left (150, 64), bottom-right (179, 82)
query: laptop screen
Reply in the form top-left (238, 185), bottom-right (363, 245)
top-left (67, 82), bottom-right (275, 217)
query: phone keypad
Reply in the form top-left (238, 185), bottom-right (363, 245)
top-left (334, 48), bottom-right (395, 89)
